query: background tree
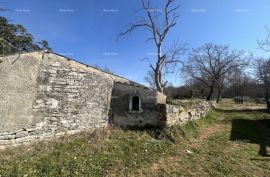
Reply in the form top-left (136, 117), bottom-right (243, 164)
top-left (164, 78), bottom-right (208, 100)
top-left (258, 27), bottom-right (270, 52)
top-left (144, 70), bottom-right (157, 89)
top-left (183, 43), bottom-right (244, 102)
top-left (257, 27), bottom-right (270, 111)
top-left (229, 68), bottom-right (249, 104)
top-left (255, 58), bottom-right (270, 112)
top-left (216, 75), bottom-right (226, 103)
top-left (120, 0), bottom-right (185, 93)
top-left (0, 17), bottom-right (51, 55)
top-left (38, 40), bottom-right (52, 51)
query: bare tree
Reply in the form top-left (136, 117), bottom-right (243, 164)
top-left (184, 43), bottom-right (244, 101)
top-left (256, 58), bottom-right (270, 112)
top-left (144, 70), bottom-right (156, 89)
top-left (258, 27), bottom-right (270, 52)
top-left (257, 28), bottom-right (270, 111)
top-left (216, 75), bottom-right (226, 104)
top-left (229, 68), bottom-right (249, 104)
top-left (119, 0), bottom-right (185, 93)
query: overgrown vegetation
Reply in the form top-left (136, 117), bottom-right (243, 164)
top-left (0, 112), bottom-right (217, 177)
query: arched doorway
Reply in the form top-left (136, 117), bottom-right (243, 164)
top-left (129, 95), bottom-right (142, 112)
top-left (132, 96), bottom-right (140, 111)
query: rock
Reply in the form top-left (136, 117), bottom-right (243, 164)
top-left (15, 136), bottom-right (37, 144)
top-left (51, 62), bottom-right (62, 67)
top-left (48, 98), bottom-right (59, 109)
top-left (0, 135), bottom-right (8, 140)
top-left (15, 131), bottom-right (28, 139)
top-left (36, 121), bottom-right (46, 127)
top-left (0, 140), bottom-right (11, 145)
top-left (179, 106), bottom-right (185, 112)
top-left (172, 107), bottom-right (179, 113)
top-left (186, 150), bottom-right (193, 154)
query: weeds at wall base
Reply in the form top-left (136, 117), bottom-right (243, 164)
top-left (0, 112), bottom-right (218, 177)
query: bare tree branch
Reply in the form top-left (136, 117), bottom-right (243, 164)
top-left (119, 0), bottom-right (182, 92)
top-left (258, 27), bottom-right (270, 52)
top-left (183, 43), bottom-right (246, 101)
top-left (255, 58), bottom-right (270, 111)
top-left (119, 23), bottom-right (152, 36)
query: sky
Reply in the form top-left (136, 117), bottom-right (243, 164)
top-left (1, 0), bottom-right (270, 86)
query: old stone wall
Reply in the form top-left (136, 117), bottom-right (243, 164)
top-left (110, 82), bottom-right (166, 127)
top-left (0, 53), bottom-right (42, 133)
top-left (0, 52), bottom-right (113, 146)
top-left (0, 51), bottom-right (214, 147)
top-left (110, 83), bottom-right (213, 128)
top-left (165, 101), bottom-right (214, 126)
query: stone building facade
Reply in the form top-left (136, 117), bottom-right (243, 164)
top-left (110, 82), bottom-right (167, 128)
top-left (0, 51), bottom-right (212, 146)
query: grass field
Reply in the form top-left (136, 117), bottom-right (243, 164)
top-left (216, 98), bottom-right (267, 110)
top-left (0, 99), bottom-right (270, 177)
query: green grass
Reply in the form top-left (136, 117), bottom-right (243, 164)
top-left (0, 112), bottom-right (217, 177)
top-left (136, 109), bottom-right (270, 177)
top-left (1, 100), bottom-right (270, 177)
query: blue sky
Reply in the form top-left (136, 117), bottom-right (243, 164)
top-left (1, 0), bottom-right (270, 85)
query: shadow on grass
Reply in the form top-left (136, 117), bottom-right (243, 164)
top-left (214, 107), bottom-right (270, 158)
top-left (230, 118), bottom-right (270, 157)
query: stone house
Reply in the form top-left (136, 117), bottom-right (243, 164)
top-left (0, 51), bottom-right (168, 145)
top-left (0, 51), bottom-right (212, 145)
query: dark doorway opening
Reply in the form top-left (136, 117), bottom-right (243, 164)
top-left (132, 96), bottom-right (140, 111)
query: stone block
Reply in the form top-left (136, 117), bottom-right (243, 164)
top-left (15, 131), bottom-right (28, 139)
top-left (0, 135), bottom-right (9, 140)
top-left (0, 140), bottom-right (11, 145)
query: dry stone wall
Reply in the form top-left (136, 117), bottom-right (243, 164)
top-left (0, 52), bottom-right (214, 147)
top-left (110, 82), bottom-right (214, 128)
top-left (34, 57), bottom-right (113, 132)
top-left (165, 101), bottom-right (214, 126)
top-left (0, 52), bottom-right (113, 146)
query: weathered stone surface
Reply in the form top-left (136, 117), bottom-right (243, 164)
top-left (0, 52), bottom-right (115, 146)
top-left (110, 82), bottom-right (167, 128)
top-left (15, 131), bottom-right (29, 138)
top-left (0, 52), bottom-right (209, 147)
top-left (166, 101), bottom-right (212, 126)
top-left (0, 53), bottom-right (42, 133)
top-left (15, 136), bottom-right (37, 144)
top-left (0, 134), bottom-right (15, 140)
top-left (0, 140), bottom-right (12, 145)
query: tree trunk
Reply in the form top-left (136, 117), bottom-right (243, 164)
top-left (206, 84), bottom-right (214, 101)
top-left (154, 67), bottom-right (163, 93)
top-left (266, 99), bottom-right (270, 112)
top-left (265, 87), bottom-right (270, 112)
top-left (216, 89), bottom-right (222, 104)
top-left (154, 44), bottom-right (163, 93)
